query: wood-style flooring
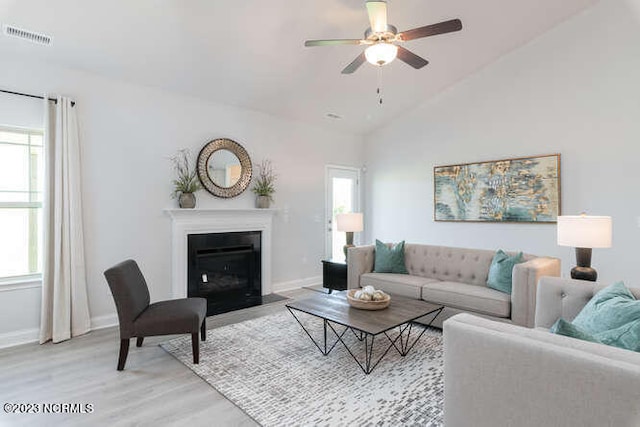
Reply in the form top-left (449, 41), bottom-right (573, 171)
top-left (0, 288), bottom-right (313, 427)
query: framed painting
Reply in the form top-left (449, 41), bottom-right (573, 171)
top-left (434, 154), bottom-right (561, 223)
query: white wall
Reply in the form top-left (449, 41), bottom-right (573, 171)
top-left (0, 56), bottom-right (363, 345)
top-left (364, 0), bottom-right (640, 286)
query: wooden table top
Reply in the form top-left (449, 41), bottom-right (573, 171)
top-left (286, 291), bottom-right (443, 335)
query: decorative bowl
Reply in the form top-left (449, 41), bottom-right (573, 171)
top-left (346, 289), bottom-right (391, 310)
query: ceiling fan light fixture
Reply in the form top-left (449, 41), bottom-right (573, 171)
top-left (364, 42), bottom-right (397, 66)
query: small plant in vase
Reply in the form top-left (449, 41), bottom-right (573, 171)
top-left (252, 159), bottom-right (277, 208)
top-left (170, 149), bottom-right (201, 208)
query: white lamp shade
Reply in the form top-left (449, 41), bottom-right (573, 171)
top-left (336, 213), bottom-right (364, 232)
top-left (365, 43), bottom-right (398, 66)
top-left (557, 215), bottom-right (612, 248)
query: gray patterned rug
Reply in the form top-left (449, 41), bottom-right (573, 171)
top-left (161, 310), bottom-right (444, 427)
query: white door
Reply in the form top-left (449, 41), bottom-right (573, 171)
top-left (325, 166), bottom-right (361, 261)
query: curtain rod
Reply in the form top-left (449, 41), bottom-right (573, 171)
top-left (0, 89), bottom-right (76, 107)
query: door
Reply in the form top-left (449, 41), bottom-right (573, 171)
top-left (325, 165), bottom-right (361, 261)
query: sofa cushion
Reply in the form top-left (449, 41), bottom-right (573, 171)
top-left (422, 281), bottom-right (511, 318)
top-left (360, 273), bottom-right (439, 299)
top-left (403, 244), bottom-right (497, 286)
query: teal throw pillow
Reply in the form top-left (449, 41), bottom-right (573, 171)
top-left (594, 319), bottom-right (640, 352)
top-left (572, 282), bottom-right (640, 334)
top-left (570, 281), bottom-right (640, 352)
top-left (486, 249), bottom-right (524, 294)
top-left (373, 240), bottom-right (408, 274)
top-left (550, 318), bottom-right (602, 344)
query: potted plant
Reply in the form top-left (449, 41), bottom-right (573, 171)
top-left (252, 159), bottom-right (277, 208)
top-left (170, 149), bottom-right (201, 208)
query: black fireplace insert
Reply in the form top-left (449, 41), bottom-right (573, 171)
top-left (188, 231), bottom-right (262, 316)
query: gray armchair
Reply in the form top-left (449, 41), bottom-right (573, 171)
top-left (104, 259), bottom-right (207, 370)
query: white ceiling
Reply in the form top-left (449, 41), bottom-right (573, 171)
top-left (0, 0), bottom-right (597, 134)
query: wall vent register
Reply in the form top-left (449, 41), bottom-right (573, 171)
top-left (3, 25), bottom-right (52, 45)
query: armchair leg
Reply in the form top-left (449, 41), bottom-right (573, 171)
top-left (117, 339), bottom-right (130, 371)
top-left (136, 337), bottom-right (144, 347)
top-left (191, 333), bottom-right (200, 364)
top-left (201, 318), bottom-right (207, 341)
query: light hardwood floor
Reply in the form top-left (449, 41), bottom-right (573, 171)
top-left (0, 288), bottom-right (314, 427)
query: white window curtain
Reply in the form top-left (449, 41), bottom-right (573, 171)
top-left (39, 96), bottom-right (91, 344)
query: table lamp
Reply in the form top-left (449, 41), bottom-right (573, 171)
top-left (557, 214), bottom-right (612, 281)
top-left (336, 213), bottom-right (364, 259)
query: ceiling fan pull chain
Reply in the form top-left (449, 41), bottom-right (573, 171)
top-left (377, 66), bottom-right (383, 105)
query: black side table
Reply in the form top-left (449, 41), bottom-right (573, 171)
top-left (322, 259), bottom-right (348, 294)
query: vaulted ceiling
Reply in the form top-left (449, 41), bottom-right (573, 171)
top-left (0, 0), bottom-right (597, 134)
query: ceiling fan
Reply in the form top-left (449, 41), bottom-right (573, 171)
top-left (304, 0), bottom-right (462, 74)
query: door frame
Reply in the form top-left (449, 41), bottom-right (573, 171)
top-left (324, 164), bottom-right (362, 259)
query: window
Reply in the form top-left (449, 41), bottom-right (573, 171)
top-left (0, 126), bottom-right (44, 281)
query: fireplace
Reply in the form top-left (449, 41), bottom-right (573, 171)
top-left (188, 231), bottom-right (261, 316)
top-left (166, 208), bottom-right (277, 306)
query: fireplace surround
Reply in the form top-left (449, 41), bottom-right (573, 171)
top-left (165, 208), bottom-right (276, 303)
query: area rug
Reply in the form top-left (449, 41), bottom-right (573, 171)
top-left (160, 310), bottom-right (444, 427)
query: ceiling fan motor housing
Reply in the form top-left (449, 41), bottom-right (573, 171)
top-left (364, 25), bottom-right (398, 42)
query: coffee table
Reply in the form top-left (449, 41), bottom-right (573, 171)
top-left (286, 291), bottom-right (443, 374)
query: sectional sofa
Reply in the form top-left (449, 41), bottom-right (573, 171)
top-left (444, 277), bottom-right (640, 427)
top-left (347, 243), bottom-right (560, 327)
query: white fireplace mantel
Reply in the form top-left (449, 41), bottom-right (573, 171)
top-left (164, 208), bottom-right (277, 299)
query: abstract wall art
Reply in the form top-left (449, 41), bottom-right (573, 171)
top-left (434, 154), bottom-right (561, 223)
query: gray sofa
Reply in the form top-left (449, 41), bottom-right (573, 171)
top-left (444, 277), bottom-right (640, 427)
top-left (347, 244), bottom-right (560, 327)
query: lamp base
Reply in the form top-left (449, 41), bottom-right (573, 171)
top-left (570, 266), bottom-right (597, 282)
top-left (343, 232), bottom-right (355, 259)
top-left (571, 247), bottom-right (597, 282)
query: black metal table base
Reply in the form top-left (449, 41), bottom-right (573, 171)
top-left (287, 307), bottom-right (443, 374)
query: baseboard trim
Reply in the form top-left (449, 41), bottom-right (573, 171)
top-left (0, 327), bottom-right (39, 349)
top-left (90, 313), bottom-right (118, 331)
top-left (272, 276), bottom-right (322, 293)
top-left (0, 313), bottom-right (119, 350)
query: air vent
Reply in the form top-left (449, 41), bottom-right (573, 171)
top-left (3, 25), bottom-right (51, 46)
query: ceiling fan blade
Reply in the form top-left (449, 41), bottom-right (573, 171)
top-left (305, 39), bottom-right (365, 47)
top-left (398, 19), bottom-right (462, 42)
top-left (366, 1), bottom-right (388, 33)
top-left (396, 46), bottom-right (429, 69)
top-left (341, 52), bottom-right (367, 74)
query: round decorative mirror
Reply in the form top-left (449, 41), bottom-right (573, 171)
top-left (197, 138), bottom-right (252, 198)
